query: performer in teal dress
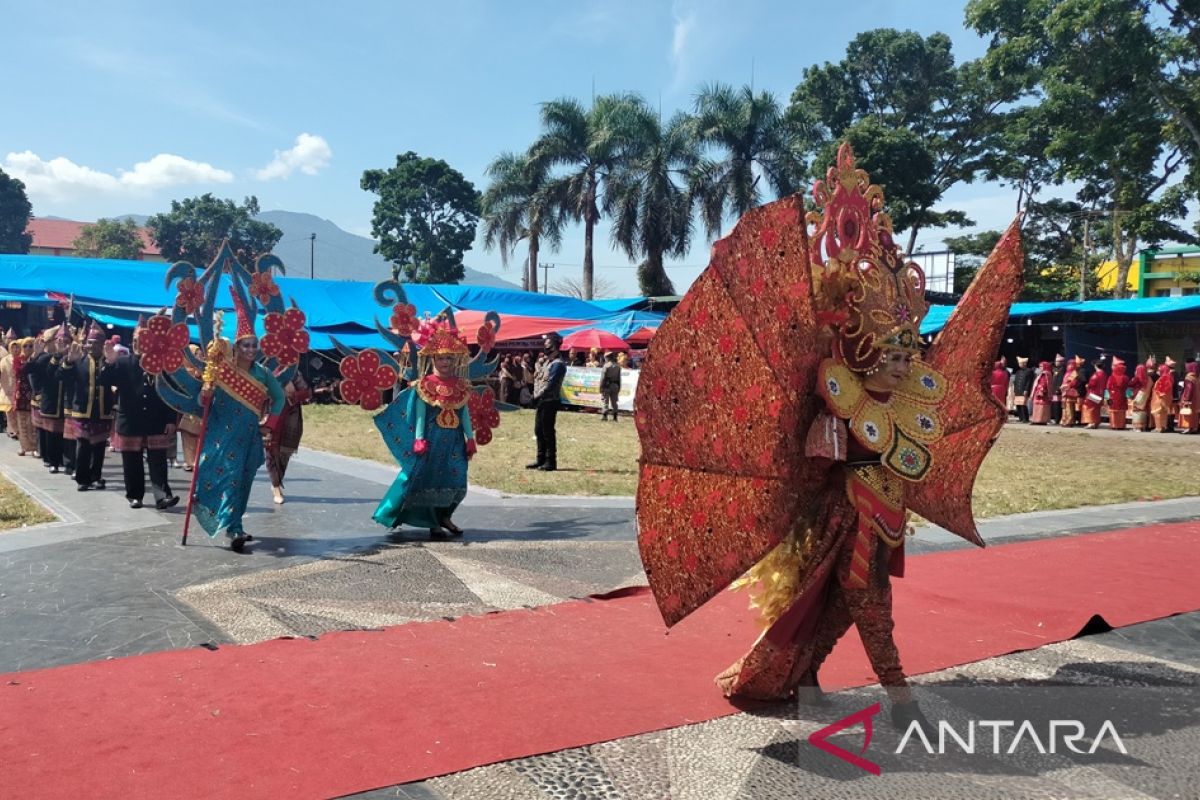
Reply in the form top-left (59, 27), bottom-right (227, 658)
top-left (193, 292), bottom-right (285, 551)
top-left (373, 320), bottom-right (477, 538)
top-left (154, 242), bottom-right (311, 553)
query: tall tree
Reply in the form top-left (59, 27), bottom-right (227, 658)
top-left (1145, 1), bottom-right (1200, 170)
top-left (968, 0), bottom-right (1198, 297)
top-left (361, 152), bottom-right (480, 284)
top-left (605, 104), bottom-right (697, 297)
top-left (945, 199), bottom-right (1111, 300)
top-left (532, 93), bottom-right (646, 300)
top-left (72, 217), bottom-right (144, 260)
top-left (690, 83), bottom-right (806, 240)
top-left (481, 151), bottom-right (563, 293)
top-left (550, 275), bottom-right (618, 299)
top-left (0, 168), bottom-right (32, 254)
top-left (147, 194), bottom-right (281, 266)
top-left (789, 29), bottom-right (1007, 254)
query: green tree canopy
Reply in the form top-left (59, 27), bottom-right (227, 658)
top-left (0, 169), bottom-right (33, 254)
top-left (146, 194), bottom-right (281, 267)
top-left (72, 217), bottom-right (144, 260)
top-left (481, 151), bottom-right (564, 293)
top-left (689, 82), bottom-right (806, 240)
top-left (531, 94), bottom-right (647, 299)
top-left (945, 199), bottom-right (1111, 300)
top-left (790, 29), bottom-right (1007, 253)
top-left (968, 0), bottom-right (1198, 297)
top-left (362, 152), bottom-right (480, 284)
top-left (605, 105), bottom-right (697, 297)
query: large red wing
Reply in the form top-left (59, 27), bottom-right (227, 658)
top-left (635, 196), bottom-right (826, 627)
top-left (907, 220), bottom-right (1024, 546)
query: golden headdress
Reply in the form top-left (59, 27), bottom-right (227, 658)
top-left (809, 143), bottom-right (927, 374)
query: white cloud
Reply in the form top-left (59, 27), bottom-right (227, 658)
top-left (2, 150), bottom-right (233, 202)
top-left (3, 151), bottom-right (121, 199)
top-left (255, 133), bottom-right (332, 180)
top-left (119, 154), bottom-right (233, 190)
top-left (672, 10), bottom-right (695, 68)
top-left (669, 3), bottom-right (696, 89)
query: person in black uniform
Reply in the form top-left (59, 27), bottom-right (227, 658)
top-left (61, 322), bottom-right (116, 491)
top-left (526, 332), bottom-right (567, 472)
top-left (100, 329), bottom-right (180, 510)
top-left (28, 325), bottom-right (70, 473)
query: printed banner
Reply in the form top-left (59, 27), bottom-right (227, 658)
top-left (559, 366), bottom-right (639, 411)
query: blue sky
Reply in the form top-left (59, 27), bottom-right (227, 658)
top-left (2, 0), bottom-right (1021, 295)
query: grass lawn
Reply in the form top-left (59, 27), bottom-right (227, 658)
top-left (0, 473), bottom-right (55, 531)
top-left (304, 404), bottom-right (1200, 516)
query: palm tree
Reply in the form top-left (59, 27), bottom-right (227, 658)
top-left (690, 82), bottom-right (807, 240)
top-left (532, 93), bottom-right (645, 300)
top-left (480, 151), bottom-right (563, 292)
top-left (605, 105), bottom-right (698, 296)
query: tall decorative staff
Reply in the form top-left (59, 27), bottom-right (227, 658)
top-left (155, 241), bottom-right (309, 552)
top-left (180, 312), bottom-right (226, 545)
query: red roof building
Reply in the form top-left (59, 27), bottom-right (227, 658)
top-left (25, 218), bottom-right (164, 262)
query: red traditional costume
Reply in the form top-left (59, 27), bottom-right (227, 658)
top-left (1106, 358), bottom-right (1130, 430)
top-left (1082, 361), bottom-right (1107, 428)
top-left (634, 144), bottom-right (1023, 725)
top-left (1179, 363), bottom-right (1199, 433)
top-left (1151, 363), bottom-right (1175, 432)
top-left (1060, 357), bottom-right (1083, 427)
top-left (1030, 360), bottom-right (1053, 424)
top-left (990, 360), bottom-right (1009, 408)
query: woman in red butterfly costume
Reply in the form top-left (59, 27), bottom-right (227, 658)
top-left (635, 144), bottom-right (1024, 731)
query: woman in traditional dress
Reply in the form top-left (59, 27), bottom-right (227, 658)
top-left (1060, 357), bottom-right (1083, 427)
top-left (193, 295), bottom-right (285, 552)
top-left (1106, 358), bottom-right (1130, 430)
top-left (11, 339), bottom-right (38, 456)
top-left (1030, 360), bottom-right (1053, 424)
top-left (372, 320), bottom-right (477, 539)
top-left (990, 359), bottom-right (1009, 410)
top-left (1151, 363), bottom-right (1175, 433)
top-left (1082, 358), bottom-right (1107, 429)
top-left (1129, 363), bottom-right (1151, 431)
top-left (263, 372), bottom-right (310, 504)
top-left (1178, 362), bottom-right (1199, 434)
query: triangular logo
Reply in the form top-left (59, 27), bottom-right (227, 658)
top-left (807, 702), bottom-right (881, 775)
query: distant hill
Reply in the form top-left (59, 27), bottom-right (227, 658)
top-left (113, 210), bottom-right (521, 289)
top-left (260, 210), bottom-right (520, 288)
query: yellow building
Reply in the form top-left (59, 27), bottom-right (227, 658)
top-left (1095, 247), bottom-right (1200, 297)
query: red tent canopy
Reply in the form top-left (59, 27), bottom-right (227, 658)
top-left (561, 328), bottom-right (630, 351)
top-left (624, 326), bottom-right (658, 347)
top-left (452, 310), bottom-right (578, 343)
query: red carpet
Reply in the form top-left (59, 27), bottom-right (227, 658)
top-left (3, 523), bottom-right (1199, 799)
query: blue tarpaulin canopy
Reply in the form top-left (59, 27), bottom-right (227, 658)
top-left (922, 297), bottom-right (1200, 336)
top-left (559, 310), bottom-right (666, 339)
top-left (0, 255), bottom-right (634, 347)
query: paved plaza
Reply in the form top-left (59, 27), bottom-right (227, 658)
top-left (1, 443), bottom-right (1198, 799)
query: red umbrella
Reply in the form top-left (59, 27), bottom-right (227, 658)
top-left (561, 328), bottom-right (630, 351)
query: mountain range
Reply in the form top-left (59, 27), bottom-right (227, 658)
top-left (96, 210), bottom-right (521, 289)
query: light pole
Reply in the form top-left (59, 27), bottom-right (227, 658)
top-left (542, 262), bottom-right (555, 294)
top-left (310, 233), bottom-right (316, 279)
